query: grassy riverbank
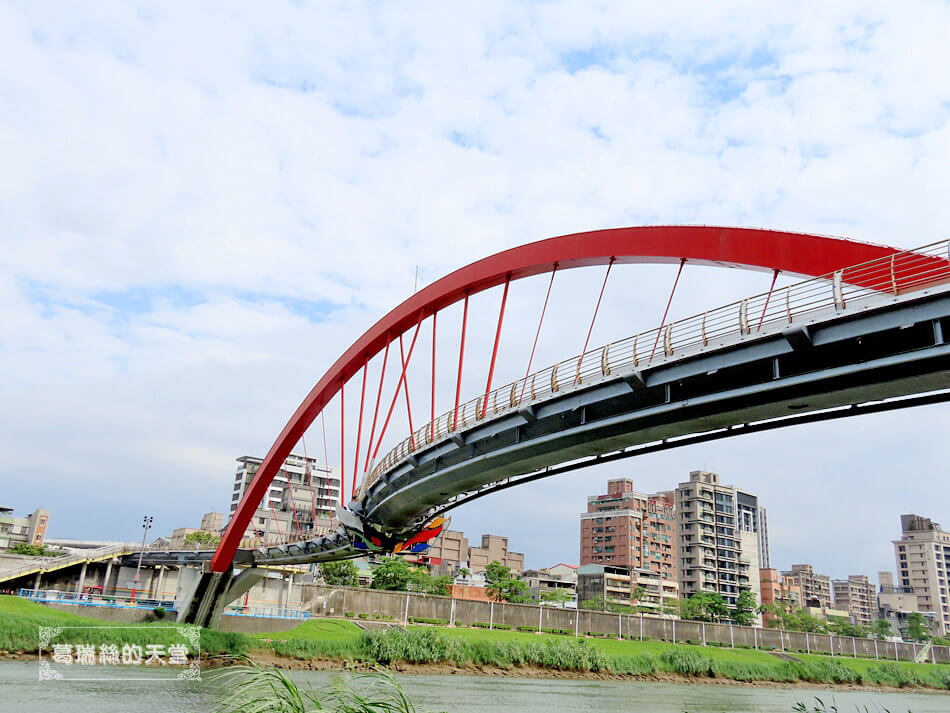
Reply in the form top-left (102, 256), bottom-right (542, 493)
top-left (0, 595), bottom-right (255, 657)
top-left (4, 596), bottom-right (950, 692)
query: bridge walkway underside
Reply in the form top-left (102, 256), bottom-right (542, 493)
top-left (362, 290), bottom-right (950, 528)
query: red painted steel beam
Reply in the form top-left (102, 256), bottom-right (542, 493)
top-left (352, 363), bottom-right (368, 496)
top-left (363, 338), bottom-right (391, 473)
top-left (482, 276), bottom-right (510, 417)
top-left (398, 333), bottom-right (416, 449)
top-left (211, 225), bottom-right (931, 571)
top-left (453, 293), bottom-right (469, 431)
top-left (430, 312), bottom-right (437, 442)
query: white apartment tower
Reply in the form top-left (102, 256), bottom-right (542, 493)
top-left (229, 454), bottom-right (341, 542)
top-left (675, 470), bottom-right (763, 622)
top-left (893, 514), bottom-right (950, 636)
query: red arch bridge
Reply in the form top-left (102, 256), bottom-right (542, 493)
top-left (175, 226), bottom-right (950, 626)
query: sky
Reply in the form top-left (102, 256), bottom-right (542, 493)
top-left (2, 2), bottom-right (949, 582)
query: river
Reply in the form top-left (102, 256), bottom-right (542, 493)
top-left (1, 661), bottom-right (946, 712)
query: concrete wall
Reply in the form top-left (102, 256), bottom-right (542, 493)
top-left (302, 585), bottom-right (950, 663)
top-left (218, 615), bottom-right (303, 635)
top-left (40, 602), bottom-right (154, 623)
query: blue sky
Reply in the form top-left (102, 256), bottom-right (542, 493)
top-left (1, 2), bottom-right (949, 582)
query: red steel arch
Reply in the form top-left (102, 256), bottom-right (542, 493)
top-left (211, 225), bottom-right (913, 572)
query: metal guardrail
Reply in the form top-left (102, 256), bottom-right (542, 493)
top-left (223, 606), bottom-right (311, 620)
top-left (362, 240), bottom-right (950, 496)
top-left (17, 588), bottom-right (176, 611)
top-left (0, 543), bottom-right (138, 582)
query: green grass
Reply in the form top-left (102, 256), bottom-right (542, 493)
top-left (0, 594), bottom-right (255, 656)
top-left (258, 618), bottom-right (364, 641)
top-left (263, 615), bottom-right (950, 689)
top-left (426, 624), bottom-right (776, 665)
top-left (7, 598), bottom-right (950, 691)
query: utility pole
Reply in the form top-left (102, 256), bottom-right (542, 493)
top-left (130, 515), bottom-right (153, 605)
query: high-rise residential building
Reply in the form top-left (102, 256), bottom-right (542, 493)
top-left (877, 570), bottom-right (935, 638)
top-left (0, 506), bottom-right (50, 550)
top-left (229, 454), bottom-right (340, 543)
top-left (832, 575), bottom-right (876, 628)
top-left (782, 564), bottom-right (833, 608)
top-left (231, 454), bottom-right (341, 519)
top-left (675, 470), bottom-right (762, 615)
top-left (893, 513), bottom-right (950, 635)
top-left (580, 478), bottom-right (676, 580)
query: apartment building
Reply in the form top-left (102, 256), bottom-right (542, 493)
top-left (832, 574), bottom-right (876, 628)
top-left (0, 506), bottom-right (50, 550)
top-left (893, 513), bottom-right (950, 635)
top-left (415, 529), bottom-right (469, 568)
top-left (231, 454), bottom-right (341, 519)
top-left (230, 454), bottom-right (340, 542)
top-left (523, 564), bottom-right (577, 603)
top-left (200, 512), bottom-right (224, 533)
top-left (468, 534), bottom-right (524, 575)
top-left (577, 563), bottom-right (679, 612)
top-left (782, 564), bottom-right (833, 609)
top-left (675, 470), bottom-right (763, 614)
top-left (407, 530), bottom-right (524, 575)
top-left (759, 568), bottom-right (803, 625)
top-left (580, 478), bottom-right (676, 581)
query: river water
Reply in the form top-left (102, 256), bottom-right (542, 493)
top-left (1, 661), bottom-right (946, 713)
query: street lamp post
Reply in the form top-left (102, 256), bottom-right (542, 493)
top-left (130, 515), bottom-right (153, 605)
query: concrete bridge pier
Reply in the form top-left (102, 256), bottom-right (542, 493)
top-left (176, 565), bottom-right (266, 628)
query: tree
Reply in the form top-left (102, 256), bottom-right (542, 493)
top-left (872, 618), bottom-right (892, 640)
top-left (320, 559), bottom-right (360, 587)
top-left (827, 618), bottom-right (867, 638)
top-left (425, 575), bottom-right (452, 596)
top-left (540, 588), bottom-right (573, 606)
top-left (9, 543), bottom-right (50, 556)
top-left (732, 589), bottom-right (758, 626)
top-left (579, 595), bottom-right (633, 613)
top-left (680, 592), bottom-right (729, 622)
top-left (484, 560), bottom-right (530, 603)
top-left (183, 531), bottom-right (220, 548)
top-left (371, 557), bottom-right (416, 591)
top-left (906, 612), bottom-right (930, 642)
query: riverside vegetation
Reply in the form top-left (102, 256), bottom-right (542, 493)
top-left (3, 595), bottom-right (950, 691)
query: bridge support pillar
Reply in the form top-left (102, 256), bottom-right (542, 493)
top-left (103, 559), bottom-right (114, 595)
top-left (33, 570), bottom-right (41, 595)
top-left (76, 562), bottom-right (87, 595)
top-left (177, 566), bottom-right (267, 628)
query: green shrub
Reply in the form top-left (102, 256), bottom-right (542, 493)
top-left (408, 616), bottom-right (448, 625)
top-left (358, 613), bottom-right (368, 619)
top-left (344, 611), bottom-right (355, 618)
top-left (658, 649), bottom-right (714, 676)
top-left (517, 625), bottom-right (538, 632)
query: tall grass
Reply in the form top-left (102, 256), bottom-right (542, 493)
top-left (213, 662), bottom-right (435, 713)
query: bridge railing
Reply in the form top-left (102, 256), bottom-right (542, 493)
top-left (0, 543), bottom-right (139, 583)
top-left (362, 240), bottom-right (950, 496)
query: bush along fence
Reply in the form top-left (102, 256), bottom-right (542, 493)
top-left (303, 584), bottom-right (950, 664)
